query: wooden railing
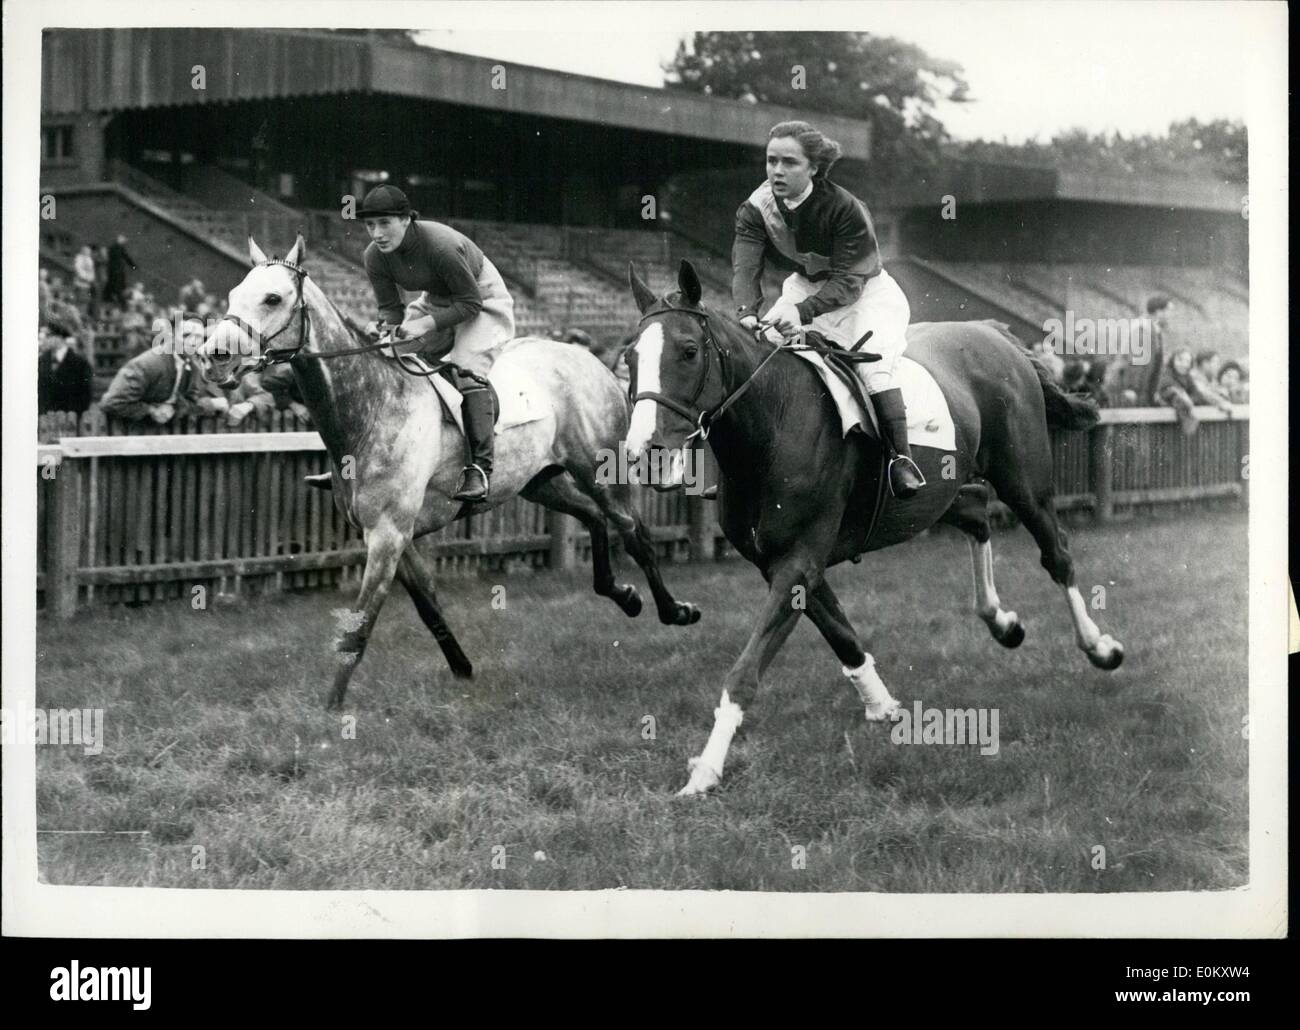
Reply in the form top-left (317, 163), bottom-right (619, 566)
top-left (35, 407), bottom-right (1245, 615)
top-left (37, 429), bottom-right (717, 616)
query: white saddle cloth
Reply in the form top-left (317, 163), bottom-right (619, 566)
top-left (392, 350), bottom-right (552, 435)
top-left (790, 349), bottom-right (957, 452)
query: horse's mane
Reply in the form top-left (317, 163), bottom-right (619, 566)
top-left (299, 271), bottom-right (372, 347)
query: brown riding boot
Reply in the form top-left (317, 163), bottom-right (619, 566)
top-left (870, 387), bottom-right (926, 499)
top-left (453, 386), bottom-right (496, 502)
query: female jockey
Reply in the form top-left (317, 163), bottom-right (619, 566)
top-left (731, 120), bottom-right (925, 498)
top-left (357, 184), bottom-right (516, 502)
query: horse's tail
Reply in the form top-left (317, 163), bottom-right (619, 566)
top-left (980, 320), bottom-right (1101, 432)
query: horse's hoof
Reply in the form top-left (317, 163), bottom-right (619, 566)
top-left (676, 756), bottom-right (720, 796)
top-left (864, 697), bottom-right (901, 723)
top-left (613, 584), bottom-right (642, 618)
top-left (667, 602), bottom-right (701, 626)
top-left (1087, 636), bottom-right (1124, 671)
top-left (998, 618), bottom-right (1026, 649)
top-left (451, 661), bottom-right (474, 681)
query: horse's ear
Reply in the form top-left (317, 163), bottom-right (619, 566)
top-left (678, 260), bottom-right (702, 307)
top-left (249, 236), bottom-right (269, 266)
top-left (285, 233), bottom-right (306, 267)
top-left (628, 262), bottom-right (657, 315)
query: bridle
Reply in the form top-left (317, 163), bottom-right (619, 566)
top-left (217, 258), bottom-right (311, 375)
top-left (216, 257), bottom-right (430, 377)
top-left (631, 303), bottom-right (789, 445)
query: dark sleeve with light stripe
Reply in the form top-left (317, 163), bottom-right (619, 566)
top-left (731, 200), bottom-right (768, 318)
top-left (794, 195), bottom-right (881, 323)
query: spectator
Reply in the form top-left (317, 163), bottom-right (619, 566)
top-left (92, 244), bottom-right (110, 310)
top-left (1083, 358), bottom-right (1110, 407)
top-left (1190, 350), bottom-right (1234, 415)
top-left (104, 234), bottom-right (138, 306)
top-left (39, 268), bottom-right (53, 319)
top-left (1029, 335), bottom-right (1065, 384)
top-left (73, 246), bottom-right (97, 309)
top-left (1061, 358), bottom-right (1090, 395)
top-left (1155, 348), bottom-right (1202, 436)
top-left (225, 362), bottom-right (310, 426)
top-left (37, 319), bottom-right (94, 416)
top-left (1102, 295), bottom-right (1172, 406)
top-left (1217, 361), bottom-right (1249, 404)
top-left (99, 320), bottom-right (226, 425)
top-left (179, 278), bottom-right (205, 311)
top-left (605, 331), bottom-right (636, 386)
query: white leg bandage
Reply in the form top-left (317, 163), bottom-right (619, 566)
top-left (842, 656), bottom-right (900, 721)
top-left (678, 690), bottom-right (744, 796)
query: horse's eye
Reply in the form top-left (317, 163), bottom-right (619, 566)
top-left (265, 294), bottom-right (281, 306)
top-left (682, 345), bottom-right (699, 360)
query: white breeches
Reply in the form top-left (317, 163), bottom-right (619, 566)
top-left (779, 267), bottom-right (911, 394)
top-left (403, 256), bottom-right (516, 377)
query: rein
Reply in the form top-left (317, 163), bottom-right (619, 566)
top-left (217, 258), bottom-right (451, 379)
top-left (631, 304), bottom-right (874, 445)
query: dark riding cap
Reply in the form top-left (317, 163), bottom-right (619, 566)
top-left (357, 185), bottom-right (416, 220)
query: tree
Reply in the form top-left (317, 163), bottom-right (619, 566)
top-left (663, 32), bottom-right (971, 195)
top-left (955, 119), bottom-right (1247, 185)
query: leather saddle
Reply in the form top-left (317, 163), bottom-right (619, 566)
top-left (389, 349), bottom-right (501, 426)
top-left (802, 330), bottom-right (880, 443)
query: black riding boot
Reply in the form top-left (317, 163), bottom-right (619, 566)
top-left (870, 387), bottom-right (926, 499)
top-left (453, 386), bottom-right (496, 502)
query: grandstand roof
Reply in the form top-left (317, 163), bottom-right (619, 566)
top-left (41, 27), bottom-right (872, 159)
top-left (897, 158), bottom-right (1241, 213)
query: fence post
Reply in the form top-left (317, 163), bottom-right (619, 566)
top-left (687, 494), bottom-right (713, 562)
top-left (547, 509), bottom-right (575, 570)
top-left (688, 448), bottom-right (715, 562)
top-left (47, 450), bottom-right (84, 618)
top-left (1089, 424), bottom-right (1114, 524)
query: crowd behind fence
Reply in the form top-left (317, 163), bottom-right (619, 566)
top-left (35, 406), bottom-right (1247, 616)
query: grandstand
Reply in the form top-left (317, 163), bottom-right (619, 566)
top-left (40, 27), bottom-right (1248, 388)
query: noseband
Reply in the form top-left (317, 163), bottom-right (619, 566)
top-left (217, 258), bottom-right (311, 375)
top-left (631, 304), bottom-right (788, 444)
top-left (215, 258), bottom-right (427, 376)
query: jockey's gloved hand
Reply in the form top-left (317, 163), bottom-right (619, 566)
top-left (364, 320), bottom-right (399, 341)
top-left (764, 300), bottom-right (802, 339)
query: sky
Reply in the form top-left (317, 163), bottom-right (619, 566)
top-left (415, 1), bottom-right (1265, 143)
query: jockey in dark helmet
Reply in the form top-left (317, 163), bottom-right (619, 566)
top-left (732, 120), bottom-right (925, 498)
top-left (356, 184), bottom-right (515, 502)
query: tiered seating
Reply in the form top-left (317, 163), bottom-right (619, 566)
top-left (931, 262), bottom-right (1060, 323)
top-left (925, 260), bottom-right (1248, 360)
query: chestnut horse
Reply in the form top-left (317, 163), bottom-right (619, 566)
top-left (625, 261), bottom-right (1123, 795)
